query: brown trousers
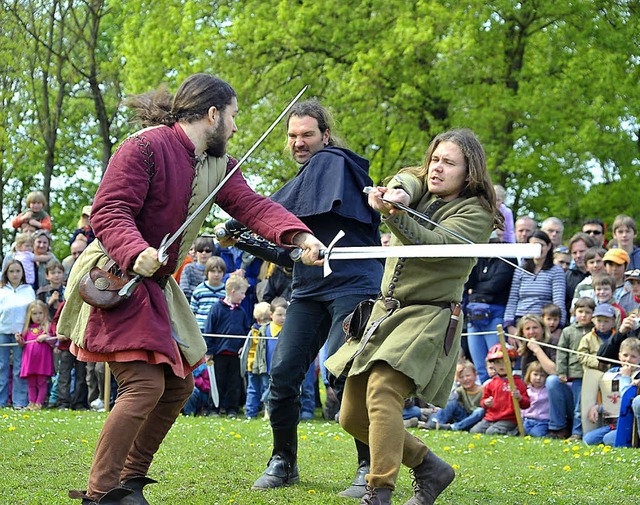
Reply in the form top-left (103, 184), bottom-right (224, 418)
top-left (86, 361), bottom-right (194, 499)
top-left (340, 362), bottom-right (428, 489)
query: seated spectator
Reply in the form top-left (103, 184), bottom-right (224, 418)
top-left (541, 303), bottom-right (562, 346)
top-left (540, 217), bottom-right (564, 248)
top-left (602, 248), bottom-right (630, 303)
top-left (69, 205), bottom-right (95, 245)
top-left (504, 230), bottom-right (567, 337)
top-left (190, 256), bottom-right (227, 331)
top-left (421, 361), bottom-right (485, 432)
top-left (547, 297), bottom-right (596, 440)
top-left (62, 236), bottom-right (89, 279)
top-left (582, 219), bottom-right (606, 248)
top-left (516, 314), bottom-right (556, 379)
top-left (11, 190), bottom-right (51, 232)
top-left (182, 362), bottom-right (211, 416)
top-left (465, 231), bottom-right (515, 382)
top-left (470, 344), bottom-right (530, 436)
top-left (180, 236), bottom-right (215, 302)
top-left (583, 337), bottom-right (640, 445)
top-left (522, 361), bottom-right (550, 437)
top-left (553, 246), bottom-right (572, 272)
top-left (592, 273), bottom-right (625, 326)
top-left (515, 216), bottom-right (537, 244)
top-left (619, 269), bottom-right (640, 316)
top-left (571, 247), bottom-right (607, 312)
top-left (611, 215), bottom-right (640, 270)
top-left (565, 233), bottom-right (596, 314)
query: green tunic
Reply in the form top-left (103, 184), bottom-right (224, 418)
top-left (325, 173), bottom-right (493, 407)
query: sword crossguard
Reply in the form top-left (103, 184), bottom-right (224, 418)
top-left (322, 229), bottom-right (346, 278)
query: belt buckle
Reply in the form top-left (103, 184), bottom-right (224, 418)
top-left (383, 297), bottom-right (400, 311)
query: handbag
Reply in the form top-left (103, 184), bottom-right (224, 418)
top-left (466, 301), bottom-right (491, 321)
top-left (343, 298), bottom-right (376, 342)
top-left (78, 259), bottom-right (131, 310)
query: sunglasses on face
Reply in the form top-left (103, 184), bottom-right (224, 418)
top-left (197, 248), bottom-right (213, 253)
top-left (584, 230), bottom-right (602, 236)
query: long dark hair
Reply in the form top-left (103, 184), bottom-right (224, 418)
top-left (523, 230), bottom-right (554, 273)
top-left (1, 260), bottom-right (27, 287)
top-left (399, 129), bottom-right (504, 229)
top-left (126, 73), bottom-right (236, 128)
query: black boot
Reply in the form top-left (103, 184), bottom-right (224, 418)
top-left (251, 426), bottom-right (300, 489)
top-left (69, 487), bottom-right (133, 504)
top-left (119, 477), bottom-right (157, 504)
top-left (360, 486), bottom-right (392, 505)
top-left (402, 450), bottom-right (455, 505)
top-left (338, 459), bottom-right (369, 498)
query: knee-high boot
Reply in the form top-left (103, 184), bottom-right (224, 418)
top-left (251, 426), bottom-right (300, 489)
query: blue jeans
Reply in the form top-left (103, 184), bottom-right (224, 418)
top-left (300, 360), bottom-right (316, 419)
top-left (245, 372), bottom-right (270, 418)
top-left (434, 397), bottom-right (485, 431)
top-left (546, 375), bottom-right (582, 434)
top-left (0, 334), bottom-right (28, 407)
top-left (268, 294), bottom-right (372, 431)
top-left (524, 418), bottom-right (549, 437)
top-left (584, 424), bottom-right (614, 445)
top-left (467, 305), bottom-right (504, 382)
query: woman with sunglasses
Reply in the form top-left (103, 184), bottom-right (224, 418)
top-left (179, 236), bottom-right (215, 302)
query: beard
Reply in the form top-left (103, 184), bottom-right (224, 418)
top-left (205, 118), bottom-right (228, 157)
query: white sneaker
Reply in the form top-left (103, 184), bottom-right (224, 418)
top-left (90, 398), bottom-right (104, 411)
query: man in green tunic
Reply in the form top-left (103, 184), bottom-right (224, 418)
top-left (326, 129), bottom-right (504, 505)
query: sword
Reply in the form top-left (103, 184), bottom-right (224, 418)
top-left (321, 230), bottom-right (541, 277)
top-left (206, 358), bottom-right (219, 409)
top-left (118, 85), bottom-right (309, 298)
top-left (363, 186), bottom-right (536, 277)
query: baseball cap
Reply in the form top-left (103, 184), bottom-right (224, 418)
top-left (625, 268), bottom-right (640, 280)
top-left (82, 205), bottom-right (92, 217)
top-left (593, 303), bottom-right (616, 319)
top-left (602, 248), bottom-right (630, 265)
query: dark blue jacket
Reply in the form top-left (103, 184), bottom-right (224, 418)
top-left (204, 301), bottom-right (250, 356)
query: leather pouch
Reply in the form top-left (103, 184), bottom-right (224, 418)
top-left (343, 298), bottom-right (376, 342)
top-left (79, 259), bottom-right (130, 310)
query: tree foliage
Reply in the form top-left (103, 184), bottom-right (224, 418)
top-left (1, 0), bottom-right (638, 259)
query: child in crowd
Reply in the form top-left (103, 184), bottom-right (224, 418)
top-left (245, 298), bottom-right (287, 419)
top-left (541, 303), bottom-right (562, 346)
top-left (522, 361), bottom-right (550, 437)
top-left (571, 247), bottom-right (607, 312)
top-left (422, 361), bottom-right (484, 431)
top-left (204, 275), bottom-right (250, 417)
top-left (583, 337), bottom-right (640, 445)
top-left (578, 303), bottom-right (618, 372)
top-left (516, 314), bottom-right (556, 379)
top-left (11, 190), bottom-right (52, 232)
top-left (553, 247), bottom-right (572, 272)
top-left (471, 343), bottom-right (530, 435)
top-left (190, 256), bottom-right (227, 330)
top-left (548, 297), bottom-right (596, 439)
top-left (36, 260), bottom-right (65, 319)
top-left (182, 362), bottom-right (211, 416)
top-left (179, 236), bottom-right (215, 302)
top-left (12, 234), bottom-right (38, 287)
top-left (483, 358), bottom-right (497, 386)
top-left (593, 273), bottom-right (625, 325)
top-left (602, 248), bottom-right (630, 303)
top-left (15, 300), bottom-right (55, 410)
top-left (69, 205), bottom-right (95, 245)
top-left (619, 268), bottom-right (640, 315)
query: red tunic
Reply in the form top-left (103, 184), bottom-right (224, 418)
top-left (82, 123), bottom-right (310, 364)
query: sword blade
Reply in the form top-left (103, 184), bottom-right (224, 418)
top-left (326, 243), bottom-right (541, 260)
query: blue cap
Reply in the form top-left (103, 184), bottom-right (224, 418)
top-left (593, 303), bottom-right (615, 319)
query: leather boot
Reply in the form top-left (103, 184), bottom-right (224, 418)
top-left (360, 486), bottom-right (392, 505)
top-left (251, 427), bottom-right (300, 489)
top-left (69, 487), bottom-right (133, 504)
top-left (119, 477), bottom-right (157, 504)
top-left (338, 459), bottom-right (369, 498)
top-left (402, 450), bottom-right (455, 505)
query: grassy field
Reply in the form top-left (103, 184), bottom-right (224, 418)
top-left (1, 408), bottom-right (639, 505)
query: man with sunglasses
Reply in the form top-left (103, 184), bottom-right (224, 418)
top-left (582, 219), bottom-right (606, 248)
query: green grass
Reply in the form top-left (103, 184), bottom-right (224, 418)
top-left (1, 408), bottom-right (639, 504)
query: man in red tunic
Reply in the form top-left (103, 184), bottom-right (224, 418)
top-left (62, 73), bottom-right (322, 504)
